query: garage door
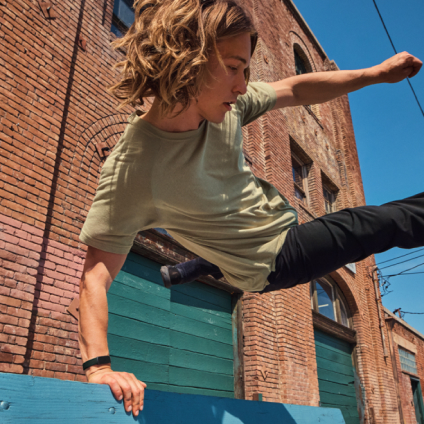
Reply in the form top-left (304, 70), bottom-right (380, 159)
top-left (107, 252), bottom-right (235, 398)
top-left (314, 329), bottom-right (360, 424)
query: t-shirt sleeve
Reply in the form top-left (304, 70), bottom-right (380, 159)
top-left (236, 82), bottom-right (277, 126)
top-left (79, 132), bottom-right (156, 255)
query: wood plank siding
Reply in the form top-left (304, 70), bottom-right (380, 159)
top-left (107, 252), bottom-right (235, 398)
top-left (314, 330), bottom-right (360, 424)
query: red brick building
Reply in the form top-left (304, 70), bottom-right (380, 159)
top-left (385, 308), bottom-right (424, 424)
top-left (0, 1), bottom-right (423, 423)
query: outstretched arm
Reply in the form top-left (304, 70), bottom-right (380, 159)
top-left (269, 52), bottom-right (422, 110)
top-left (79, 246), bottom-right (146, 418)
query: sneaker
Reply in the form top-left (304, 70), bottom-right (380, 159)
top-left (160, 265), bottom-right (182, 289)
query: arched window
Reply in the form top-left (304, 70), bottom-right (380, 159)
top-left (293, 45), bottom-right (321, 119)
top-left (294, 44), bottom-right (312, 75)
top-left (310, 278), bottom-right (351, 328)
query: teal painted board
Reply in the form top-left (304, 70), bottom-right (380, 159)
top-left (173, 282), bottom-right (232, 310)
top-left (114, 272), bottom-right (168, 298)
top-left (315, 367), bottom-right (354, 385)
top-left (108, 314), bottom-right (170, 346)
top-left (171, 290), bottom-right (233, 322)
top-left (314, 331), bottom-right (353, 353)
top-left (108, 335), bottom-right (169, 365)
top-left (108, 254), bottom-right (234, 398)
top-left (112, 357), bottom-right (169, 384)
top-left (170, 331), bottom-right (233, 359)
top-left (0, 373), bottom-right (346, 424)
top-left (314, 330), bottom-right (359, 424)
top-left (108, 281), bottom-right (170, 311)
top-left (315, 343), bottom-right (354, 367)
top-left (108, 294), bottom-right (169, 328)
top-left (169, 348), bottom-right (233, 374)
top-left (146, 382), bottom-right (234, 398)
top-left (170, 314), bottom-right (233, 344)
top-left (169, 366), bottom-right (235, 391)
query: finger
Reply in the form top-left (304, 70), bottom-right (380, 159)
top-left (113, 374), bottom-right (134, 414)
top-left (135, 379), bottom-right (147, 411)
top-left (126, 373), bottom-right (145, 415)
top-left (120, 373), bottom-right (142, 417)
top-left (102, 375), bottom-right (124, 402)
top-left (409, 60), bottom-right (423, 78)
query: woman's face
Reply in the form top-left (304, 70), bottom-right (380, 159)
top-left (194, 32), bottom-right (251, 123)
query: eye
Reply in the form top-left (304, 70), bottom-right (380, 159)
top-left (228, 66), bottom-right (238, 71)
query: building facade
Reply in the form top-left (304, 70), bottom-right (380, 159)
top-left (0, 1), bottom-right (422, 423)
top-left (385, 308), bottom-right (424, 424)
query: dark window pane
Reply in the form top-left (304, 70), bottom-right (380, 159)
top-left (294, 186), bottom-right (305, 202)
top-left (292, 157), bottom-right (303, 188)
top-left (111, 20), bottom-right (125, 37)
top-left (323, 186), bottom-right (335, 214)
top-left (113, 0), bottom-right (135, 30)
top-left (339, 298), bottom-right (349, 327)
top-left (316, 280), bottom-right (335, 321)
top-left (295, 49), bottom-right (308, 75)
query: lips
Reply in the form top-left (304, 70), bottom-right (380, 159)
top-left (224, 102), bottom-right (232, 111)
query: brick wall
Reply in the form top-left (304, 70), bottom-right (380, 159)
top-left (386, 311), bottom-right (424, 424)
top-left (0, 0), bottom-right (411, 422)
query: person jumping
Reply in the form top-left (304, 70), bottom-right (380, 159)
top-left (78, 0), bottom-right (423, 417)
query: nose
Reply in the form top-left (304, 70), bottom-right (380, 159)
top-left (233, 72), bottom-right (247, 96)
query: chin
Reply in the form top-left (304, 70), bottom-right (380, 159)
top-left (206, 112), bottom-right (227, 124)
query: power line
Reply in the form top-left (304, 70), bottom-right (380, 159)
top-left (372, 0), bottom-right (424, 118)
top-left (378, 253), bottom-right (424, 270)
top-left (376, 247), bottom-right (424, 266)
top-left (382, 271), bottom-right (424, 278)
top-left (382, 261), bottom-right (424, 278)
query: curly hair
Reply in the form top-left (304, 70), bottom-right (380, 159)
top-left (108, 0), bottom-right (257, 117)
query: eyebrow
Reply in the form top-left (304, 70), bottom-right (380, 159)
top-left (227, 55), bottom-right (247, 65)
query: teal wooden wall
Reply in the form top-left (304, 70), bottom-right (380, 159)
top-left (107, 252), bottom-right (234, 398)
top-left (314, 330), bottom-right (360, 424)
top-left (0, 373), bottom-right (346, 423)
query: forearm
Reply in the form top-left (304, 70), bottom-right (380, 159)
top-left (78, 246), bottom-right (127, 377)
top-left (270, 67), bottom-right (381, 108)
top-left (78, 273), bottom-right (110, 366)
top-left (270, 52), bottom-right (422, 110)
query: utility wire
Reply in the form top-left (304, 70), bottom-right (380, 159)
top-left (378, 253), bottom-right (424, 270)
top-left (382, 272), bottom-right (424, 277)
top-left (383, 261), bottom-right (424, 278)
top-left (372, 0), bottom-right (424, 118)
top-left (376, 247), bottom-right (424, 266)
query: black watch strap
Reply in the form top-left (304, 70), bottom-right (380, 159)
top-left (83, 355), bottom-right (111, 371)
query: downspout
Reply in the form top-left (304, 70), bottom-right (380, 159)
top-left (385, 316), bottom-right (405, 424)
top-left (371, 266), bottom-right (388, 358)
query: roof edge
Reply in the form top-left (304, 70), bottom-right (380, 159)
top-left (384, 306), bottom-right (424, 341)
top-left (282, 0), bottom-right (329, 62)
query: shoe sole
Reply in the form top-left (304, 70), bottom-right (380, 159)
top-left (160, 266), bottom-right (172, 289)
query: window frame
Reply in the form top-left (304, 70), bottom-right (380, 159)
top-left (398, 346), bottom-right (418, 375)
top-left (291, 151), bottom-right (310, 207)
top-left (323, 184), bottom-right (337, 214)
top-left (111, 0), bottom-right (135, 37)
top-left (311, 277), bottom-right (352, 328)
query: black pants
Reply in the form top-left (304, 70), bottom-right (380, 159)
top-left (175, 192), bottom-right (424, 293)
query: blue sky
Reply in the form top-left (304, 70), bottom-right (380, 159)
top-left (292, 0), bottom-right (424, 333)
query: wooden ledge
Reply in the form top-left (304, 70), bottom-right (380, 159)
top-left (0, 372), bottom-right (346, 423)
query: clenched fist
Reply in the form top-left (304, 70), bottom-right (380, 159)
top-left (376, 52), bottom-right (422, 84)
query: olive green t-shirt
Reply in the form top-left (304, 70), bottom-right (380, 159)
top-left (80, 82), bottom-right (298, 292)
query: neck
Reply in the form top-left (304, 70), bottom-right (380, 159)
top-left (140, 98), bottom-right (204, 132)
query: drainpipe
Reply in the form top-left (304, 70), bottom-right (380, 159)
top-left (371, 266), bottom-right (389, 358)
top-left (385, 316), bottom-right (405, 424)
